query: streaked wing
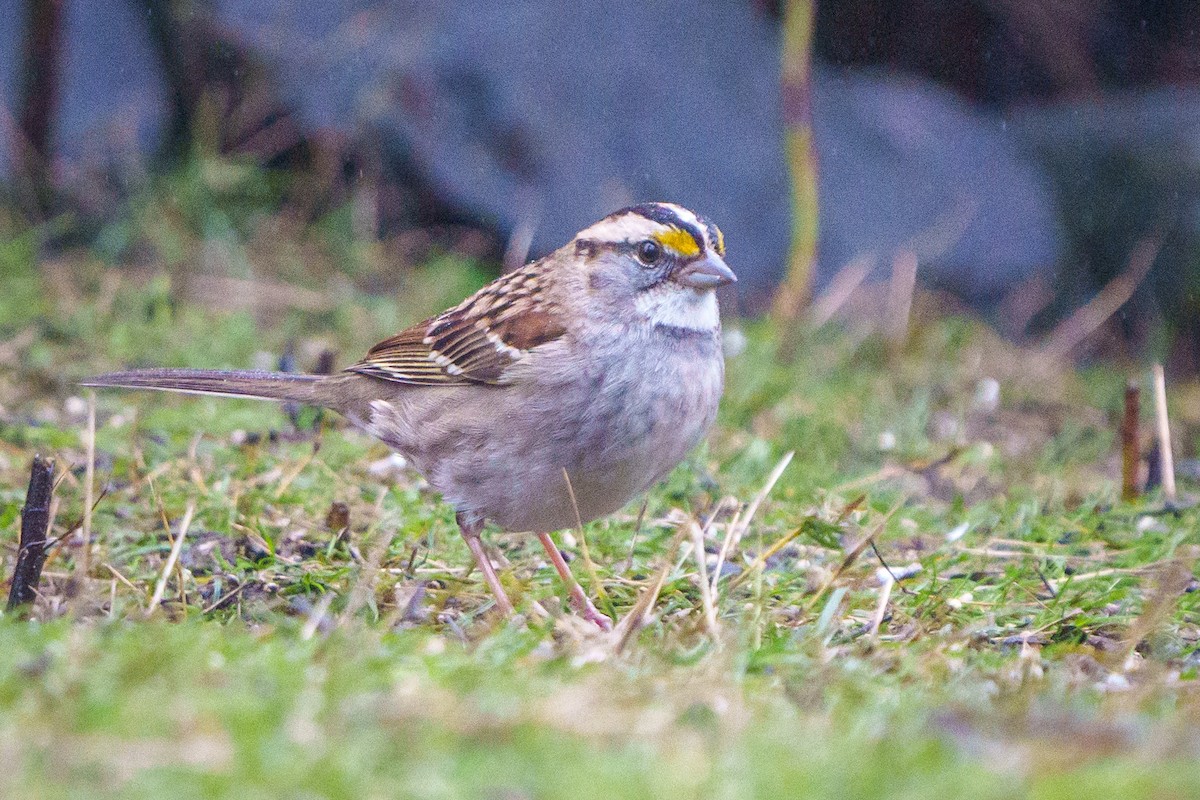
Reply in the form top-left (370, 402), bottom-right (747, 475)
top-left (346, 266), bottom-right (566, 386)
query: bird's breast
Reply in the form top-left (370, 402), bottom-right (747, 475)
top-left (364, 330), bottom-right (724, 533)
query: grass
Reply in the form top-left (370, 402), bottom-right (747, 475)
top-left (1, 218), bottom-right (1199, 797)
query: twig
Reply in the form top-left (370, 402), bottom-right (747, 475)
top-left (102, 562), bottom-right (138, 593)
top-left (1151, 364), bottom-right (1176, 504)
top-left (1121, 379), bottom-right (1141, 502)
top-left (202, 580), bottom-right (249, 614)
top-left (1044, 566), bottom-right (1140, 595)
top-left (1040, 237), bottom-right (1161, 359)
top-left (1034, 565), bottom-right (1058, 599)
top-left (1026, 608), bottom-right (1082, 637)
top-left (145, 502), bottom-right (196, 617)
top-left (870, 540), bottom-right (915, 596)
top-left (6, 455), bottom-right (56, 612)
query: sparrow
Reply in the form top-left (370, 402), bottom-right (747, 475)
top-left (84, 202), bottom-right (735, 629)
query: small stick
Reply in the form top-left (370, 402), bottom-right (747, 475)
top-left (202, 579), bottom-right (249, 614)
top-left (1120, 380), bottom-right (1141, 502)
top-left (1043, 566), bottom-right (1139, 595)
top-left (6, 455), bottom-right (56, 612)
top-left (1151, 364), bottom-right (1176, 504)
top-left (102, 562), bottom-right (138, 593)
top-left (145, 502), bottom-right (195, 617)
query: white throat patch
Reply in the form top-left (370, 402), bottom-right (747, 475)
top-left (635, 287), bottom-right (720, 332)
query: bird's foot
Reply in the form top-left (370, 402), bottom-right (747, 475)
top-left (569, 591), bottom-right (613, 631)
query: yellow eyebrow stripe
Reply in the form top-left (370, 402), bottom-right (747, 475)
top-left (653, 227), bottom-right (702, 257)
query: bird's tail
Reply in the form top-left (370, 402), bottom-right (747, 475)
top-left (82, 369), bottom-right (328, 405)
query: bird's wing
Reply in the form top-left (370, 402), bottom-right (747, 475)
top-left (346, 266), bottom-right (567, 386)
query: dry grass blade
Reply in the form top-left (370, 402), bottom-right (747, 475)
top-left (804, 499), bottom-right (903, 614)
top-left (1039, 567), bottom-right (1142, 595)
top-left (685, 516), bottom-right (718, 635)
top-left (1152, 364), bottom-right (1176, 503)
top-left (725, 525), bottom-right (806, 593)
top-left (102, 562), bottom-right (138, 593)
top-left (867, 574), bottom-right (894, 641)
top-left (78, 392), bottom-right (96, 585)
top-left (613, 527), bottom-right (687, 653)
top-left (884, 250), bottom-right (918, 345)
top-left (725, 495), bottom-right (865, 595)
top-left (301, 592), bottom-right (337, 641)
top-left (145, 502), bottom-right (196, 617)
top-left (339, 490), bottom-right (395, 624)
top-left (1111, 553), bottom-right (1196, 669)
top-left (808, 255), bottom-right (875, 328)
top-left (274, 444), bottom-right (319, 499)
top-left (712, 451), bottom-right (794, 594)
top-left (562, 468), bottom-right (609, 606)
top-left (1040, 237), bottom-right (1161, 359)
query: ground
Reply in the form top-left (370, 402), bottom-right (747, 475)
top-left (1, 220), bottom-right (1198, 798)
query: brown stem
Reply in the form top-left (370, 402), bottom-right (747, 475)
top-left (7, 455), bottom-right (56, 612)
top-left (15, 0), bottom-right (65, 218)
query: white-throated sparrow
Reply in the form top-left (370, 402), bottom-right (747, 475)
top-left (85, 202), bottom-right (735, 628)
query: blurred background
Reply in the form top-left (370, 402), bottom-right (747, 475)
top-left (1, 0), bottom-right (1199, 370)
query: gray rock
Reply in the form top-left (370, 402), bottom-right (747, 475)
top-left (2, 0), bottom-right (1066, 308)
top-left (813, 67), bottom-right (1062, 303)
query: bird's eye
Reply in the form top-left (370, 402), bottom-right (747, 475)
top-left (636, 240), bottom-right (662, 266)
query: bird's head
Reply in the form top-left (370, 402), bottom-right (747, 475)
top-left (569, 203), bottom-right (735, 334)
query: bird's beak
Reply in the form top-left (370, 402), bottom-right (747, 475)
top-left (671, 253), bottom-right (737, 290)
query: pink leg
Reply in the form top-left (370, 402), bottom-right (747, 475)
top-left (456, 512), bottom-right (513, 616)
top-left (536, 532), bottom-right (612, 631)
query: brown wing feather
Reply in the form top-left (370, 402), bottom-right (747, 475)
top-left (345, 265), bottom-right (567, 386)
